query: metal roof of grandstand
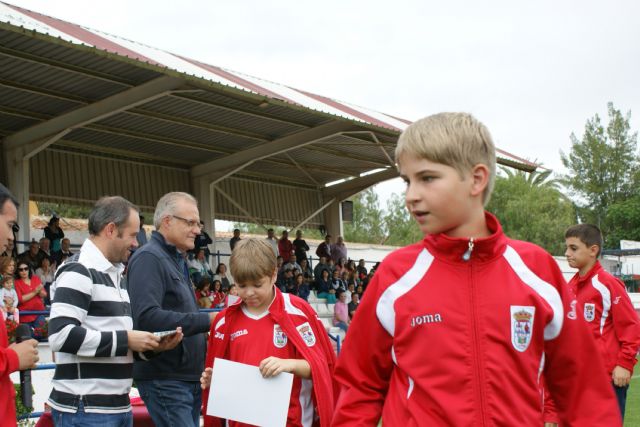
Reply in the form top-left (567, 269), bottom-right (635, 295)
top-left (0, 1), bottom-right (537, 229)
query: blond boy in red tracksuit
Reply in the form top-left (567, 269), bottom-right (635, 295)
top-left (544, 224), bottom-right (640, 424)
top-left (331, 113), bottom-right (621, 426)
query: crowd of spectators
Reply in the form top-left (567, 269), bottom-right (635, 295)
top-left (0, 220), bottom-right (379, 342)
top-left (0, 216), bottom-right (76, 341)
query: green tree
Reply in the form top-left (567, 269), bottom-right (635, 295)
top-left (487, 168), bottom-right (576, 255)
top-left (383, 193), bottom-right (423, 246)
top-left (343, 188), bottom-right (386, 244)
top-left (561, 103), bottom-right (640, 227)
top-left (603, 196), bottom-right (640, 248)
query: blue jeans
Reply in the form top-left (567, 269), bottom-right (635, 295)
top-left (613, 383), bottom-right (629, 420)
top-left (137, 379), bottom-right (201, 427)
top-left (51, 402), bottom-right (132, 427)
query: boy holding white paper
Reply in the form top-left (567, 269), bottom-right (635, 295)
top-left (201, 238), bottom-right (337, 427)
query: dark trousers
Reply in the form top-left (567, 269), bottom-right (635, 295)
top-left (613, 383), bottom-right (629, 420)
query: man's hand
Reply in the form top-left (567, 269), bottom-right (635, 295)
top-left (155, 327), bottom-right (183, 352)
top-left (544, 423), bottom-right (558, 427)
top-left (259, 357), bottom-right (295, 378)
top-left (127, 330), bottom-right (160, 352)
top-left (612, 365), bottom-right (631, 387)
top-left (9, 339), bottom-right (39, 370)
top-left (200, 367), bottom-right (212, 390)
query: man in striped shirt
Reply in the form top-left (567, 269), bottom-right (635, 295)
top-left (48, 196), bottom-right (183, 427)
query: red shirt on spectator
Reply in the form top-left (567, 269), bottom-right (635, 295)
top-left (278, 238), bottom-right (294, 263)
top-left (15, 276), bottom-right (45, 323)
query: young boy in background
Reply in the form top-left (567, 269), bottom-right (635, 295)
top-left (200, 238), bottom-right (336, 427)
top-left (332, 112), bottom-right (621, 426)
top-left (545, 224), bottom-right (640, 423)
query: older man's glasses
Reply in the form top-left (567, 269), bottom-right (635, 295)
top-left (11, 223), bottom-right (19, 233)
top-left (171, 215), bottom-right (203, 229)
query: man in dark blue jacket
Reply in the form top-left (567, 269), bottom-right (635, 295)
top-left (128, 192), bottom-right (215, 427)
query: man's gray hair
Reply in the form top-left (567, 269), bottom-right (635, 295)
top-left (88, 196), bottom-right (138, 236)
top-left (154, 192), bottom-right (197, 229)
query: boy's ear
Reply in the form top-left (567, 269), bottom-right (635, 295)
top-left (588, 244), bottom-right (600, 258)
top-left (469, 164), bottom-right (490, 197)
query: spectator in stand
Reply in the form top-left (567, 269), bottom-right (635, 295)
top-left (348, 293), bottom-right (360, 319)
top-left (194, 221), bottom-right (213, 257)
top-left (1, 276), bottom-right (19, 323)
top-left (327, 258), bottom-right (336, 274)
top-left (18, 240), bottom-right (40, 271)
top-left (355, 284), bottom-right (365, 298)
top-left (341, 270), bottom-right (351, 287)
top-left (283, 253), bottom-right (302, 275)
top-left (0, 256), bottom-right (16, 281)
top-left (37, 237), bottom-right (54, 269)
top-left (215, 263), bottom-right (231, 291)
top-left (52, 237), bottom-right (73, 266)
top-left (44, 215), bottom-right (64, 253)
top-left (278, 230), bottom-right (294, 263)
top-left (229, 228), bottom-right (241, 251)
top-left (136, 214), bottom-right (148, 247)
top-left (1, 238), bottom-right (16, 258)
top-left (265, 228), bottom-right (279, 257)
top-left (331, 269), bottom-right (346, 294)
top-left (299, 258), bottom-right (313, 286)
top-left (295, 273), bottom-right (310, 302)
top-left (292, 230), bottom-right (310, 261)
top-left (276, 255), bottom-right (284, 272)
top-left (35, 257), bottom-right (54, 306)
top-left (188, 248), bottom-right (213, 284)
top-left (210, 278), bottom-right (225, 309)
top-left (313, 256), bottom-right (330, 284)
top-left (356, 259), bottom-right (368, 281)
top-left (315, 234), bottom-right (332, 261)
top-left (225, 284), bottom-right (240, 307)
top-left (276, 268), bottom-right (295, 294)
top-left (316, 269), bottom-right (336, 304)
top-left (333, 290), bottom-right (350, 333)
top-left (331, 236), bottom-right (348, 264)
top-left (195, 277), bottom-right (212, 309)
top-left (344, 282), bottom-right (356, 304)
top-left (14, 262), bottom-right (47, 339)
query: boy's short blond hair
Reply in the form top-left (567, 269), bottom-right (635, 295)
top-left (230, 238), bottom-right (277, 284)
top-left (395, 112), bottom-right (496, 205)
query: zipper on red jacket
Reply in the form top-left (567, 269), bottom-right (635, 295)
top-left (462, 238), bottom-right (475, 261)
top-left (467, 238), bottom-right (489, 425)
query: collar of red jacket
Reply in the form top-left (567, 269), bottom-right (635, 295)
top-left (572, 260), bottom-right (602, 286)
top-left (423, 211), bottom-right (508, 264)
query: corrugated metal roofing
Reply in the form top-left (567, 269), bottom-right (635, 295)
top-left (0, 1), bottom-right (538, 227)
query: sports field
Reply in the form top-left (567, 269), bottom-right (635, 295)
top-left (625, 374), bottom-right (640, 426)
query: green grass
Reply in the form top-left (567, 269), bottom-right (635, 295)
top-left (625, 374), bottom-right (640, 427)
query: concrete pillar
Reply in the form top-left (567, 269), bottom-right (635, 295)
top-left (191, 177), bottom-right (217, 257)
top-left (3, 145), bottom-right (31, 245)
top-left (323, 199), bottom-right (343, 238)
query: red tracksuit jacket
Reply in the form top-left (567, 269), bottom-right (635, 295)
top-left (332, 213), bottom-right (621, 426)
top-left (567, 261), bottom-right (640, 375)
top-left (1, 317), bottom-right (19, 427)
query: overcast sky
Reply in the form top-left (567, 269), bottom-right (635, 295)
top-left (7, 0), bottom-right (640, 208)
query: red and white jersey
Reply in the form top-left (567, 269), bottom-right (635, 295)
top-left (221, 305), bottom-right (315, 427)
top-left (332, 213), bottom-right (621, 426)
top-left (568, 261), bottom-right (640, 374)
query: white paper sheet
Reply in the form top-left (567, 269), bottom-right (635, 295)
top-left (207, 358), bottom-right (294, 427)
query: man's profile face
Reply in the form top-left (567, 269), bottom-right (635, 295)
top-left (0, 200), bottom-right (18, 253)
top-left (108, 209), bottom-right (140, 263)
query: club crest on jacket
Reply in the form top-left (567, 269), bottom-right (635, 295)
top-left (273, 324), bottom-right (288, 348)
top-left (296, 322), bottom-right (316, 347)
top-left (583, 303), bottom-right (596, 322)
top-left (511, 306), bottom-right (535, 352)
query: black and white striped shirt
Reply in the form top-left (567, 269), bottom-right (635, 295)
top-left (47, 239), bottom-right (134, 414)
